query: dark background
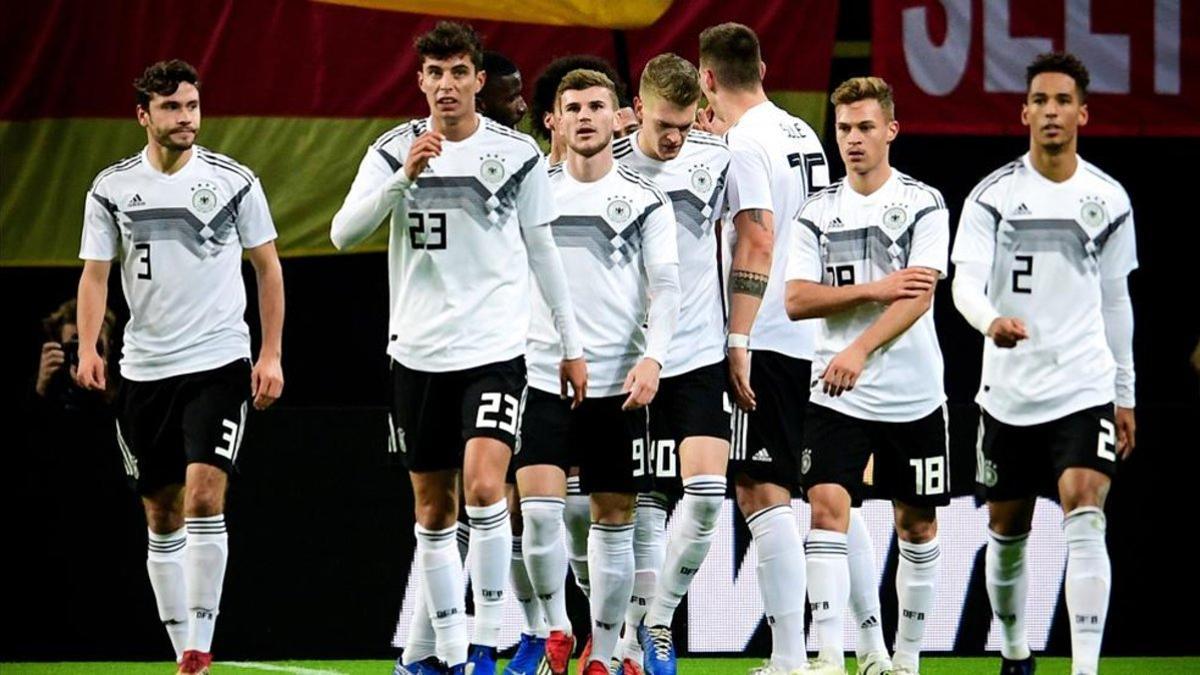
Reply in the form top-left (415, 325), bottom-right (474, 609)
top-left (3, 2), bottom-right (1198, 663)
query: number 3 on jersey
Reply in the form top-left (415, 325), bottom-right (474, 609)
top-left (409, 211), bottom-right (447, 250)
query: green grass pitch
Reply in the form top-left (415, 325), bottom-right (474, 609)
top-left (3, 658), bottom-right (1199, 674)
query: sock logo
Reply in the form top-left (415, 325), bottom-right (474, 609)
top-left (482, 589), bottom-right (504, 600)
top-left (193, 609), bottom-right (215, 621)
top-left (995, 611), bottom-right (1017, 625)
top-left (435, 608), bottom-right (460, 619)
top-left (595, 620), bottom-right (616, 630)
top-left (860, 615), bottom-right (879, 629)
top-left (902, 609), bottom-right (926, 621)
top-left (679, 566), bottom-right (699, 576)
top-left (808, 601), bottom-right (830, 612)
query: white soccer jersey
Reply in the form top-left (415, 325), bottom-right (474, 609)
top-left (951, 153), bottom-right (1138, 425)
top-left (79, 146), bottom-right (277, 381)
top-left (788, 170), bottom-right (949, 422)
top-left (341, 116), bottom-right (558, 372)
top-left (724, 101), bottom-right (830, 360)
top-left (614, 129), bottom-right (730, 377)
top-left (526, 163), bottom-right (678, 397)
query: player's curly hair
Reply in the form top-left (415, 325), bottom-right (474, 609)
top-left (415, 21), bottom-right (483, 71)
top-left (133, 59), bottom-right (200, 108)
top-left (831, 76), bottom-right (895, 121)
top-left (1026, 52), bottom-right (1090, 100)
top-left (532, 55), bottom-right (626, 141)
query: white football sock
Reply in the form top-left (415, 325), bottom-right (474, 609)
top-left (184, 515), bottom-right (228, 653)
top-left (847, 509), bottom-right (886, 659)
top-left (511, 537), bottom-right (548, 637)
top-left (986, 529), bottom-right (1031, 661)
top-left (416, 523), bottom-right (468, 666)
top-left (147, 527), bottom-right (188, 661)
top-left (805, 528), bottom-right (849, 665)
top-left (467, 499), bottom-right (511, 648)
top-left (588, 522), bottom-right (635, 668)
top-left (522, 497), bottom-right (571, 633)
top-left (621, 494), bottom-right (667, 658)
top-left (564, 478), bottom-right (591, 598)
top-left (645, 475), bottom-right (725, 628)
top-left (457, 519), bottom-right (471, 564)
top-left (747, 505), bottom-right (808, 670)
top-left (1064, 507), bottom-right (1110, 675)
top-left (894, 537), bottom-right (941, 671)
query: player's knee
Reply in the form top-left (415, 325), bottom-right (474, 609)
top-left (895, 509), bottom-right (938, 544)
top-left (1059, 474), bottom-right (1109, 513)
top-left (144, 505), bottom-right (184, 533)
top-left (808, 484), bottom-right (851, 531)
top-left (414, 499), bottom-right (456, 530)
top-left (464, 474), bottom-right (505, 506)
top-left (591, 492), bottom-right (635, 524)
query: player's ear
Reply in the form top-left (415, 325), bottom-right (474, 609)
top-left (886, 119), bottom-right (899, 144)
top-left (1020, 102), bottom-right (1031, 128)
top-left (1078, 102), bottom-right (1088, 127)
top-left (136, 104), bottom-right (149, 128)
top-left (759, 61), bottom-right (766, 81)
top-left (634, 96), bottom-right (644, 122)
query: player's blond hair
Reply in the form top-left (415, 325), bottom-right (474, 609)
top-left (557, 69), bottom-right (619, 109)
top-left (639, 53), bottom-right (701, 108)
top-left (830, 76), bottom-right (896, 121)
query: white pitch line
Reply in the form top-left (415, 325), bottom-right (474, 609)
top-left (221, 662), bottom-right (349, 675)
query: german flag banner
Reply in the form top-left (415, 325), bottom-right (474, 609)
top-left (1, 0), bottom-right (838, 265)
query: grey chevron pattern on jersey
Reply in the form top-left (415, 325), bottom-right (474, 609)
top-left (667, 165), bottom-right (728, 238)
top-left (1001, 218), bottom-right (1119, 274)
top-left (117, 182), bottom-right (253, 259)
top-left (406, 154), bottom-right (540, 228)
top-left (551, 201), bottom-right (663, 268)
top-left (823, 224), bottom-right (914, 272)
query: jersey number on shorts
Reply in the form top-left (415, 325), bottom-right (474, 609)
top-left (409, 212), bottom-right (448, 250)
top-left (1012, 254), bottom-right (1034, 294)
top-left (1097, 418), bottom-right (1117, 462)
top-left (476, 392), bottom-right (519, 435)
top-left (644, 439), bottom-right (678, 478)
top-left (909, 456), bottom-right (946, 496)
top-left (135, 243), bottom-right (152, 280)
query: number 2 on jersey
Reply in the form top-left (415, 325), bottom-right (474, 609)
top-left (409, 211), bottom-right (447, 250)
top-left (1012, 254), bottom-right (1033, 294)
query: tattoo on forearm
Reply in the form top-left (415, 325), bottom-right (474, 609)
top-left (731, 269), bottom-right (768, 298)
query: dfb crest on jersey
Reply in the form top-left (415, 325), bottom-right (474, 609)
top-left (882, 204), bottom-right (908, 231)
top-left (1079, 198), bottom-right (1106, 228)
top-left (191, 182), bottom-right (218, 214)
top-left (606, 198), bottom-right (633, 224)
top-left (800, 448), bottom-right (812, 475)
top-left (480, 156), bottom-right (506, 184)
top-left (690, 166), bottom-right (713, 193)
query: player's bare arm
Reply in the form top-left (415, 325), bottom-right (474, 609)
top-left (247, 241), bottom-right (285, 410)
top-left (786, 267), bottom-right (936, 320)
top-left (727, 207), bottom-right (773, 411)
top-left (821, 267), bottom-right (938, 397)
top-left (74, 259), bottom-right (111, 391)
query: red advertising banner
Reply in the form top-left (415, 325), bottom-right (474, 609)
top-left (872, 0), bottom-right (1200, 135)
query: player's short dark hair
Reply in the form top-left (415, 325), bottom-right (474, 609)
top-left (414, 21), bottom-right (483, 71)
top-left (133, 59), bottom-right (200, 108)
top-left (640, 53), bottom-right (701, 108)
top-left (698, 22), bottom-right (762, 91)
top-left (482, 51), bottom-right (519, 79)
top-left (1026, 52), bottom-right (1090, 100)
top-left (831, 76), bottom-right (895, 121)
top-left (532, 55), bottom-right (626, 141)
top-left (557, 69), bottom-right (619, 109)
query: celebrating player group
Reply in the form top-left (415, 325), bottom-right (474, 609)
top-left (75, 16), bottom-right (1136, 675)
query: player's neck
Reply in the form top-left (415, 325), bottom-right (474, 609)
top-left (145, 140), bottom-right (192, 176)
top-left (432, 111), bottom-right (480, 142)
top-left (635, 129), bottom-right (663, 162)
top-left (847, 162), bottom-right (892, 197)
top-left (1028, 141), bottom-right (1079, 183)
top-left (566, 147), bottom-right (614, 182)
top-left (718, 88), bottom-right (768, 127)
top-left (548, 134), bottom-right (567, 165)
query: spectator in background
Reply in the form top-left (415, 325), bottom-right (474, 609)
top-left (36, 298), bottom-right (117, 407)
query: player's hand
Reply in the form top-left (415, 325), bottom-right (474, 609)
top-left (867, 268), bottom-right (937, 303)
top-left (1115, 406), bottom-right (1136, 459)
top-left (821, 344), bottom-right (867, 397)
top-left (36, 342), bottom-right (65, 397)
top-left (695, 106), bottom-right (729, 135)
top-left (727, 347), bottom-right (755, 411)
top-left (987, 317), bottom-right (1029, 348)
top-left (621, 358), bottom-right (661, 411)
top-left (75, 348), bottom-right (106, 391)
top-left (559, 357), bottom-right (588, 409)
top-left (403, 131), bottom-right (444, 182)
top-left (251, 355), bottom-right (284, 410)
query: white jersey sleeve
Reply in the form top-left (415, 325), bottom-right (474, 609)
top-left (950, 198), bottom-right (999, 268)
top-left (725, 133), bottom-right (774, 215)
top-left (80, 189), bottom-right (121, 261)
top-left (786, 199), bottom-right (824, 283)
top-left (1098, 197), bottom-right (1138, 279)
top-left (237, 179), bottom-right (278, 248)
top-left (641, 188), bottom-right (679, 266)
top-left (907, 198), bottom-right (950, 276)
top-left (518, 155), bottom-right (559, 229)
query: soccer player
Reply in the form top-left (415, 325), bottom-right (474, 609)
top-left (951, 53), bottom-right (1137, 675)
top-left (513, 68), bottom-right (680, 675)
top-left (76, 59), bottom-right (285, 675)
top-left (610, 54), bottom-right (731, 675)
top-left (786, 77), bottom-right (949, 675)
top-left (330, 22), bottom-right (586, 675)
top-left (697, 23), bottom-right (829, 674)
top-left (476, 51), bottom-right (528, 130)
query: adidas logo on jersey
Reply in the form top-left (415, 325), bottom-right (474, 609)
top-left (751, 449), bottom-right (771, 462)
top-left (1013, 202), bottom-right (1031, 216)
top-left (828, 217), bottom-right (845, 230)
top-left (127, 193), bottom-right (145, 207)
